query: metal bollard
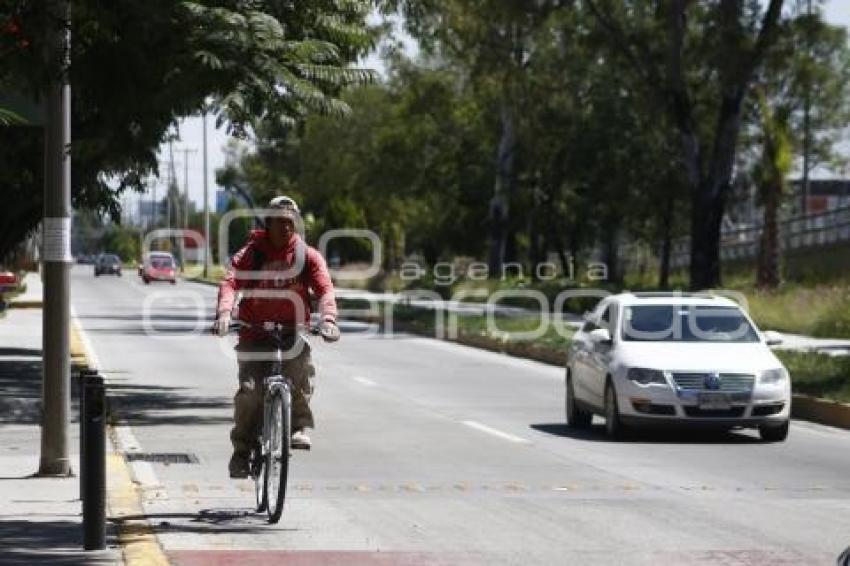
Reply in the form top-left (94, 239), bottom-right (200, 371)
top-left (82, 372), bottom-right (106, 551)
top-left (78, 368), bottom-right (98, 502)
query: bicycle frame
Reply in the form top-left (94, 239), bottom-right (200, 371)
top-left (233, 320), bottom-right (316, 523)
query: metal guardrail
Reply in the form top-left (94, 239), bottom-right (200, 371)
top-left (668, 205), bottom-right (850, 268)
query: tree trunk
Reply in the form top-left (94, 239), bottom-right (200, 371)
top-left (658, 198), bottom-right (674, 289)
top-left (689, 188), bottom-right (725, 290)
top-left (602, 221), bottom-right (622, 286)
top-left (687, 98), bottom-right (741, 290)
top-left (553, 233), bottom-right (572, 279)
top-left (488, 101), bottom-right (516, 276)
top-left (756, 183), bottom-right (781, 289)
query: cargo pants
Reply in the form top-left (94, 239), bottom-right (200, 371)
top-left (231, 336), bottom-right (316, 455)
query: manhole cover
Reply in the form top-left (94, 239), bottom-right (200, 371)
top-left (126, 453), bottom-right (199, 464)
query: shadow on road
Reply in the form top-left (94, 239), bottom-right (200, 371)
top-left (107, 383), bottom-right (232, 427)
top-left (110, 508), bottom-right (286, 535)
top-left (530, 423), bottom-right (762, 444)
top-left (0, 519), bottom-right (117, 565)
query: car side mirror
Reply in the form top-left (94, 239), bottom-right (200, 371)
top-left (589, 328), bottom-right (612, 346)
top-left (763, 330), bottom-right (783, 346)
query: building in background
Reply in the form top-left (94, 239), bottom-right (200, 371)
top-left (789, 179), bottom-right (850, 216)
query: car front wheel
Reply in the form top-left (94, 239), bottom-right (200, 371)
top-left (605, 381), bottom-right (627, 440)
top-left (565, 371), bottom-right (592, 428)
top-left (759, 420), bottom-right (789, 442)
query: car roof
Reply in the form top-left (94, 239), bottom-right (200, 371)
top-left (607, 292), bottom-right (741, 309)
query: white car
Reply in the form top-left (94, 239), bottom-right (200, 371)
top-left (565, 292), bottom-right (791, 442)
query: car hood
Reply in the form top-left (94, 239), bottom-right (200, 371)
top-left (614, 341), bottom-right (782, 373)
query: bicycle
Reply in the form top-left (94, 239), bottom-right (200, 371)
top-left (229, 320), bottom-right (319, 524)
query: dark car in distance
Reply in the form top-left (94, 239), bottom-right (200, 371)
top-left (94, 254), bottom-right (122, 277)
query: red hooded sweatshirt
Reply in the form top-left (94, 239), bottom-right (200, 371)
top-left (216, 230), bottom-right (337, 341)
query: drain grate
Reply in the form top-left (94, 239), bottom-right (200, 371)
top-left (126, 452), bottom-right (199, 464)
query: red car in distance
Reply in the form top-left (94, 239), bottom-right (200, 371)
top-left (141, 252), bottom-right (177, 284)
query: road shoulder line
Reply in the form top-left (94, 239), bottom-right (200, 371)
top-left (71, 311), bottom-right (172, 566)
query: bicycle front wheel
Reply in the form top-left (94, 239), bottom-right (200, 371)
top-left (265, 387), bottom-right (291, 524)
top-left (252, 443), bottom-right (267, 513)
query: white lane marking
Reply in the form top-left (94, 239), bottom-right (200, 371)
top-left (71, 306), bottom-right (103, 370)
top-left (462, 420), bottom-right (531, 445)
top-left (71, 308), bottom-right (168, 499)
top-left (403, 335), bottom-right (564, 379)
top-left (353, 376), bottom-right (377, 387)
top-left (114, 425), bottom-right (142, 452)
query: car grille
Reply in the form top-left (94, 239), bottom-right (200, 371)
top-left (671, 372), bottom-right (755, 393)
top-left (683, 407), bottom-right (746, 418)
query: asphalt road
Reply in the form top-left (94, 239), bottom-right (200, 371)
top-left (70, 266), bottom-right (850, 566)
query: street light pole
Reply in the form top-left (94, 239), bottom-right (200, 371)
top-left (202, 110), bottom-right (210, 279)
top-left (39, 0), bottom-right (72, 477)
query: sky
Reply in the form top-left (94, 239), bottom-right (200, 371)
top-left (141, 1), bottom-right (850, 216)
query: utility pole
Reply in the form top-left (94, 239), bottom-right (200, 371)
top-left (177, 148), bottom-right (197, 230)
top-left (152, 176), bottom-right (158, 228)
top-left (39, 0), bottom-right (72, 477)
top-left (176, 147), bottom-right (197, 270)
top-left (167, 142), bottom-right (175, 235)
top-left (202, 109), bottom-right (210, 279)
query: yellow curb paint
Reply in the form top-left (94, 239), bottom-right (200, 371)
top-left (69, 319), bottom-right (90, 369)
top-left (72, 316), bottom-right (170, 566)
top-left (8, 300), bottom-right (43, 309)
top-left (107, 452), bottom-right (170, 566)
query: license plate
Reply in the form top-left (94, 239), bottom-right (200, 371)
top-left (698, 392), bottom-right (731, 410)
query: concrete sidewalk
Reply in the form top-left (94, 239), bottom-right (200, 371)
top-left (0, 283), bottom-right (120, 564)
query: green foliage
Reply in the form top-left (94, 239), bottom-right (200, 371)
top-left (0, 0), bottom-right (377, 258)
top-left (101, 226), bottom-right (140, 263)
top-left (775, 350), bottom-right (850, 403)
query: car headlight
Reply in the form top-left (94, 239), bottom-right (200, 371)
top-left (759, 368), bottom-right (789, 384)
top-left (627, 368), bottom-right (667, 385)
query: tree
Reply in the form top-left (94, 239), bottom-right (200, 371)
top-left (386, 0), bottom-right (567, 275)
top-left (586, 0), bottom-right (786, 289)
top-left (748, 8), bottom-right (850, 288)
top-left (0, 0), bottom-right (377, 257)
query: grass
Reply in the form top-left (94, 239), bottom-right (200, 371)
top-left (197, 255), bottom-right (850, 339)
top-left (775, 350), bottom-right (850, 403)
top-left (181, 263), bottom-right (226, 285)
top-left (338, 298), bottom-right (574, 350)
top-left (341, 297), bottom-right (850, 403)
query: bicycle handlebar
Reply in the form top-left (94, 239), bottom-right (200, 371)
top-left (228, 319), bottom-right (321, 336)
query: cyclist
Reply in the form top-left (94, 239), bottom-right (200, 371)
top-left (214, 196), bottom-right (340, 478)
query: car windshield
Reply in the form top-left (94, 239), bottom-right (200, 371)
top-left (103, 255), bottom-right (119, 264)
top-left (621, 305), bottom-right (759, 343)
top-left (151, 258), bottom-right (173, 269)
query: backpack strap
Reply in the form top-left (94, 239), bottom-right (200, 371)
top-left (247, 246), bottom-right (265, 289)
top-left (296, 239), bottom-right (312, 289)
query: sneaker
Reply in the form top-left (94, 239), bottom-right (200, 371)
top-left (229, 451), bottom-right (250, 478)
top-left (291, 429), bottom-right (311, 450)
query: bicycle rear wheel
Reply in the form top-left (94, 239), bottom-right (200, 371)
top-left (265, 387), bottom-right (291, 524)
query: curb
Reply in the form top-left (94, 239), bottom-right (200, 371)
top-left (181, 276), bottom-right (217, 287)
top-left (70, 318), bottom-right (171, 566)
top-left (9, 299), bottom-right (43, 309)
top-left (70, 319), bottom-right (90, 371)
top-left (792, 394), bottom-right (850, 429)
top-left (347, 314), bottom-right (850, 431)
